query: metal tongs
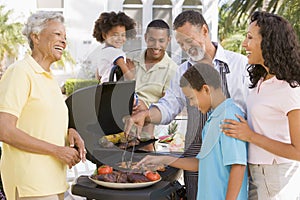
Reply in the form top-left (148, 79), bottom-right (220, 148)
top-left (121, 124), bottom-right (138, 170)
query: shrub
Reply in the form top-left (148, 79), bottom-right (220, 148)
top-left (64, 79), bottom-right (98, 96)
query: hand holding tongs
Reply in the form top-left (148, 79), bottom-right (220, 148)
top-left (121, 123), bottom-right (138, 169)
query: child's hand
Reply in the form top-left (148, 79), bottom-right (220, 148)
top-left (126, 58), bottom-right (135, 71)
top-left (137, 155), bottom-right (165, 167)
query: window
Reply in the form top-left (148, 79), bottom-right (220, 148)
top-left (182, 0), bottom-right (202, 12)
top-left (37, 0), bottom-right (63, 9)
top-left (153, 0), bottom-right (172, 54)
top-left (153, 0), bottom-right (172, 26)
top-left (123, 0), bottom-right (143, 53)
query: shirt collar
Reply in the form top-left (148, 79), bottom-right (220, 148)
top-left (24, 54), bottom-right (53, 78)
top-left (212, 42), bottom-right (228, 63)
top-left (208, 98), bottom-right (233, 121)
top-left (197, 98), bottom-right (234, 159)
top-left (187, 42), bottom-right (230, 73)
top-left (138, 49), bottom-right (170, 71)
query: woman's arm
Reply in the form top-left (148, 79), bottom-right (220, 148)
top-left (221, 110), bottom-right (300, 161)
top-left (0, 112), bottom-right (81, 168)
top-left (67, 128), bottom-right (86, 162)
top-left (226, 164), bottom-right (246, 200)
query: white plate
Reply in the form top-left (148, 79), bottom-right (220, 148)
top-left (88, 176), bottom-right (161, 189)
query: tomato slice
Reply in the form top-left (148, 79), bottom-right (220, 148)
top-left (97, 165), bottom-right (113, 174)
top-left (145, 171), bottom-right (161, 181)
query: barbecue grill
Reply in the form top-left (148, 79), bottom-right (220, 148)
top-left (65, 73), bottom-right (184, 200)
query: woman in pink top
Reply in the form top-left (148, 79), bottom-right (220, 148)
top-left (221, 11), bottom-right (300, 199)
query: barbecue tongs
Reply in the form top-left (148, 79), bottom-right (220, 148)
top-left (121, 124), bottom-right (138, 169)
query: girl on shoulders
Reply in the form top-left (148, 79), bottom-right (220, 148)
top-left (93, 11), bottom-right (136, 82)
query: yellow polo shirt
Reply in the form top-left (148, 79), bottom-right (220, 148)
top-left (0, 54), bottom-right (69, 199)
top-left (133, 51), bottom-right (178, 107)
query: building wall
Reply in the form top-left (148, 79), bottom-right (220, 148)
top-left (64, 0), bottom-right (107, 62)
top-left (1, 0), bottom-right (218, 66)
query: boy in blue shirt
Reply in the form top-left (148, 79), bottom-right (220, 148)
top-left (138, 63), bottom-right (248, 199)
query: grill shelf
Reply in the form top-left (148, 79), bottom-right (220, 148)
top-left (72, 175), bottom-right (182, 200)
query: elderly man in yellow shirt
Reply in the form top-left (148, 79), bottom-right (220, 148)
top-left (0, 11), bottom-right (85, 200)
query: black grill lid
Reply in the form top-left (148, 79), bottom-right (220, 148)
top-left (65, 80), bottom-right (135, 160)
top-left (66, 80), bottom-right (135, 133)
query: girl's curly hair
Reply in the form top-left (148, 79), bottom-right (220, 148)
top-left (247, 11), bottom-right (300, 88)
top-left (93, 11), bottom-right (136, 43)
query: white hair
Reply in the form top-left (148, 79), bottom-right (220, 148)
top-left (22, 11), bottom-right (64, 49)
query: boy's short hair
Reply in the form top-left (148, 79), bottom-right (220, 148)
top-left (180, 63), bottom-right (221, 91)
top-left (146, 19), bottom-right (170, 36)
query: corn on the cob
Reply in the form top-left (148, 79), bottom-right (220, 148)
top-left (99, 132), bottom-right (125, 145)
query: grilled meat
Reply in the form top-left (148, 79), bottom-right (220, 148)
top-left (91, 171), bottom-right (154, 183)
top-left (94, 173), bottom-right (117, 182)
top-left (116, 172), bottom-right (128, 183)
top-left (127, 173), bottom-right (150, 183)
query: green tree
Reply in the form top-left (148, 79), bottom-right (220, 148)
top-left (218, 3), bottom-right (248, 54)
top-left (277, 0), bottom-right (300, 40)
top-left (219, 0), bottom-right (300, 54)
top-left (0, 5), bottom-right (26, 78)
top-left (220, 0), bottom-right (300, 40)
top-left (0, 5), bottom-right (76, 78)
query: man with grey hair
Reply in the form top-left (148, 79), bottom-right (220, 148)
top-left (126, 10), bottom-right (248, 199)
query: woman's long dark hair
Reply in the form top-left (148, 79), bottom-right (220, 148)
top-left (247, 11), bottom-right (300, 88)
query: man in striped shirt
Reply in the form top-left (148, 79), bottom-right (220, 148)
top-left (126, 10), bottom-right (248, 200)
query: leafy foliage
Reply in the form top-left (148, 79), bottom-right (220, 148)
top-left (219, 0), bottom-right (300, 44)
top-left (0, 5), bottom-right (26, 61)
top-left (218, 3), bottom-right (248, 54)
top-left (219, 0), bottom-right (300, 54)
top-left (277, 0), bottom-right (300, 41)
top-left (0, 4), bottom-right (77, 79)
top-left (52, 49), bottom-right (76, 69)
top-left (64, 78), bottom-right (98, 96)
top-left (167, 121), bottom-right (178, 135)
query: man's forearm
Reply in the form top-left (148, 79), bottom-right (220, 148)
top-left (147, 106), bottom-right (162, 125)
